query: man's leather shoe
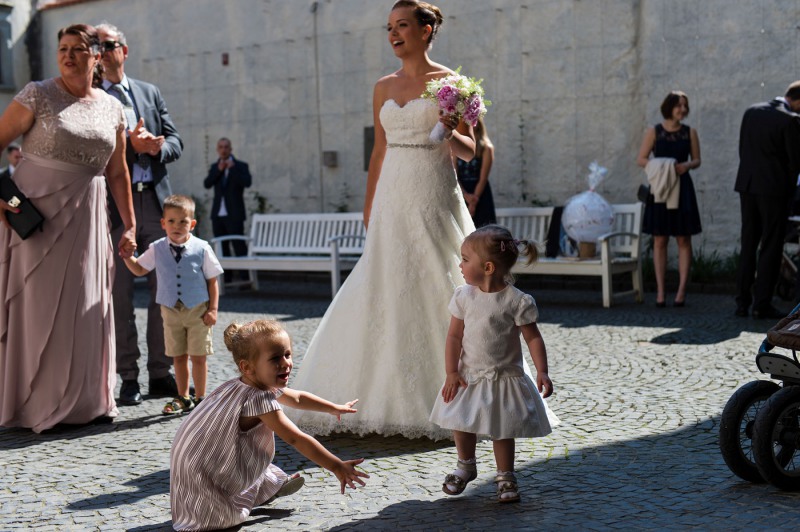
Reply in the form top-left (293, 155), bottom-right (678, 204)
top-left (735, 305), bottom-right (748, 317)
top-left (119, 380), bottom-right (143, 406)
top-left (752, 306), bottom-right (785, 320)
top-left (149, 374), bottom-right (179, 397)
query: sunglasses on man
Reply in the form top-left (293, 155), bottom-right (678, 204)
top-left (101, 40), bottom-right (122, 52)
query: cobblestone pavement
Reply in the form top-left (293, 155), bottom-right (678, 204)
top-left (3, 279), bottom-right (800, 531)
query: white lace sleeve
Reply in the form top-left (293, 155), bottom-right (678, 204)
top-left (515, 293), bottom-right (539, 326)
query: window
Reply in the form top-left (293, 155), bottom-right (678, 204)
top-left (0, 5), bottom-right (12, 89)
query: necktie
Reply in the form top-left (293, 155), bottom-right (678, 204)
top-left (170, 244), bottom-right (185, 263)
top-left (109, 83), bottom-right (137, 131)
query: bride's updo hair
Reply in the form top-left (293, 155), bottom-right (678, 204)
top-left (224, 319), bottom-right (287, 371)
top-left (392, 0), bottom-right (444, 45)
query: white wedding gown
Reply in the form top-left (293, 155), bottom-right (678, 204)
top-left (288, 98), bottom-right (475, 440)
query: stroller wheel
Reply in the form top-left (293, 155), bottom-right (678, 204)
top-left (719, 380), bottom-right (780, 483)
top-left (753, 385), bottom-right (800, 490)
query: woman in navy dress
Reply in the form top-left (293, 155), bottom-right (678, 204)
top-left (636, 91), bottom-right (702, 307)
top-left (456, 117), bottom-right (496, 227)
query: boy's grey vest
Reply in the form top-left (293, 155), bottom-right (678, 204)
top-left (153, 236), bottom-right (210, 308)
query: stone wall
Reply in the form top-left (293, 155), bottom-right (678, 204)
top-left (25, 0), bottom-right (800, 251)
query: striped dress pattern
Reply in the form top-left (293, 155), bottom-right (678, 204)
top-left (170, 378), bottom-right (288, 531)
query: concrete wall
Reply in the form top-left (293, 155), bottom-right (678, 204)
top-left (0, 0), bottom-right (33, 165)
top-left (24, 0), bottom-right (800, 251)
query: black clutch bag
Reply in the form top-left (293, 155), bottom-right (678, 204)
top-left (637, 183), bottom-right (651, 203)
top-left (0, 175), bottom-right (44, 239)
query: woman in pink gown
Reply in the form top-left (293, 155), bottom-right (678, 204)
top-left (0, 24), bottom-right (136, 432)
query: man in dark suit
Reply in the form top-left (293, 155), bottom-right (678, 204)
top-left (97, 22), bottom-right (184, 405)
top-left (203, 137), bottom-right (252, 283)
top-left (0, 144), bottom-right (21, 180)
top-left (735, 81), bottom-right (800, 319)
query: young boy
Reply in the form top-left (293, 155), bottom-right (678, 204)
top-left (123, 194), bottom-right (224, 414)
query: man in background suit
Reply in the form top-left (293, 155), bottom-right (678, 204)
top-left (0, 144), bottom-right (22, 179)
top-left (735, 81), bottom-right (800, 319)
top-left (97, 22), bottom-right (185, 405)
top-left (203, 137), bottom-right (252, 282)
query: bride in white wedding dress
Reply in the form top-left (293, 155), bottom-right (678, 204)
top-left (288, 1), bottom-right (475, 440)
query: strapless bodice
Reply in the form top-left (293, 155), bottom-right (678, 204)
top-left (379, 98), bottom-right (440, 146)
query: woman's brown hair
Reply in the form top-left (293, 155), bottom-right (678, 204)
top-left (57, 24), bottom-right (104, 88)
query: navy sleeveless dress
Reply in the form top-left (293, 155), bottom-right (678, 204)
top-left (642, 124), bottom-right (702, 236)
top-left (456, 156), bottom-right (497, 228)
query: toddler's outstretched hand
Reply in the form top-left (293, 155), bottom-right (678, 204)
top-left (537, 372), bottom-right (553, 398)
top-left (332, 399), bottom-right (359, 421)
top-left (333, 457), bottom-right (370, 494)
top-left (442, 372), bottom-right (467, 403)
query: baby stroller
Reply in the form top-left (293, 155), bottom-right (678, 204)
top-left (719, 302), bottom-right (800, 490)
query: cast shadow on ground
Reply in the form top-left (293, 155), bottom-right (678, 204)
top-left (326, 418), bottom-right (800, 530)
top-left (65, 427), bottom-right (444, 513)
top-left (124, 507), bottom-right (295, 532)
top-left (68, 469), bottom-right (169, 511)
top-left (271, 430), bottom-right (451, 477)
top-left (0, 413), bottom-right (176, 450)
top-left (530, 292), bottom-right (780, 344)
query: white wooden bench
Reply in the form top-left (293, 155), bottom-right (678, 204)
top-left (496, 202), bottom-right (644, 308)
top-left (211, 212), bottom-right (366, 298)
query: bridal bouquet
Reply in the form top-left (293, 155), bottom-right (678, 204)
top-left (421, 67), bottom-right (490, 142)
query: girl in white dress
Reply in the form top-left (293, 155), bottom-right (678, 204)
top-left (429, 225), bottom-right (556, 503)
top-left (170, 320), bottom-right (369, 531)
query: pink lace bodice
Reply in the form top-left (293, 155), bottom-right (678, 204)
top-left (14, 79), bottom-right (125, 171)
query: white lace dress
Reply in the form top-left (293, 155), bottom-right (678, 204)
top-left (288, 98), bottom-right (475, 440)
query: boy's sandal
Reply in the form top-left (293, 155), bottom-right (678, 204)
top-left (264, 473), bottom-right (305, 505)
top-left (162, 396), bottom-right (194, 415)
top-left (494, 472), bottom-right (521, 503)
top-left (192, 396), bottom-right (204, 406)
top-left (442, 459), bottom-right (478, 495)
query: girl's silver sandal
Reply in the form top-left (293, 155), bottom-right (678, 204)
top-left (494, 472), bottom-right (521, 503)
top-left (442, 459), bottom-right (478, 495)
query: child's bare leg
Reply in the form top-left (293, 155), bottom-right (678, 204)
top-left (173, 354), bottom-right (191, 397)
top-left (443, 430), bottom-right (478, 494)
top-left (493, 438), bottom-right (515, 472)
top-left (454, 430), bottom-right (477, 460)
top-left (189, 355), bottom-right (207, 398)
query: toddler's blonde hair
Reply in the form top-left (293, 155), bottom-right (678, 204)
top-left (223, 319), bottom-right (287, 370)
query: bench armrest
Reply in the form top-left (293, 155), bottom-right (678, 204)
top-left (598, 231), bottom-right (639, 242)
top-left (210, 235), bottom-right (252, 256)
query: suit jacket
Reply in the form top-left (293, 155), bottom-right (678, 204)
top-left (107, 77), bottom-right (184, 228)
top-left (0, 167), bottom-right (10, 181)
top-left (735, 98), bottom-right (800, 197)
top-left (203, 157), bottom-right (252, 222)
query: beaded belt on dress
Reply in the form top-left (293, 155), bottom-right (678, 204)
top-left (386, 143), bottom-right (437, 150)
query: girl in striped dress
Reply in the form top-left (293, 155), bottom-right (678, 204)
top-left (170, 320), bottom-right (369, 531)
